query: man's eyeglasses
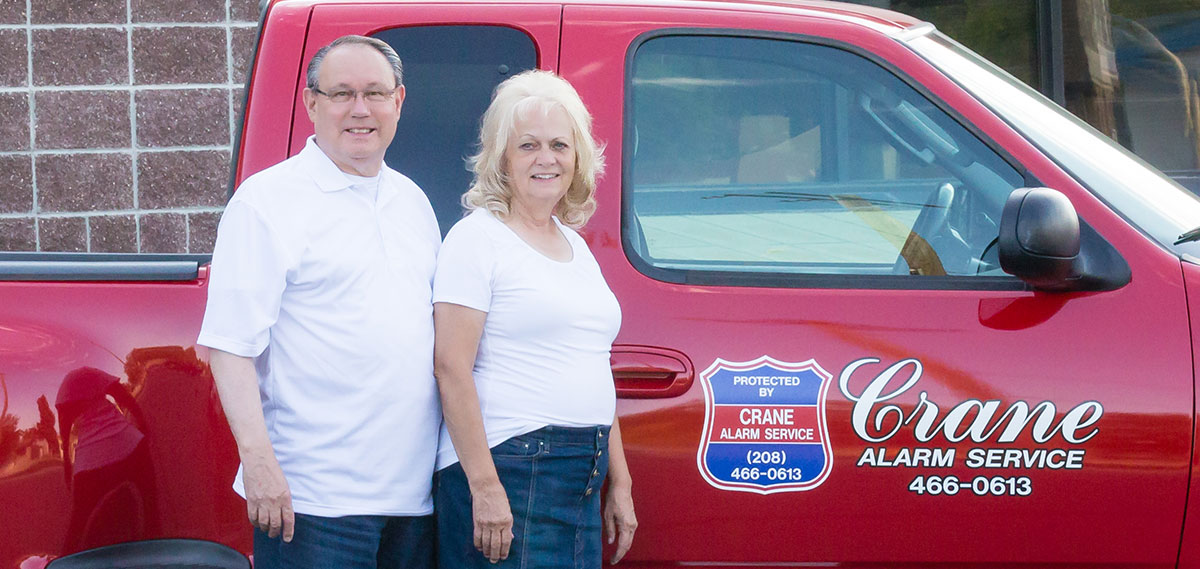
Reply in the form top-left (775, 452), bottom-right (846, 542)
top-left (311, 87), bottom-right (397, 104)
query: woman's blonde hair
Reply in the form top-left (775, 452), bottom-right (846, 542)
top-left (462, 70), bottom-right (605, 229)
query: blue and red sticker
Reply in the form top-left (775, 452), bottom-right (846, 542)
top-left (697, 356), bottom-right (833, 494)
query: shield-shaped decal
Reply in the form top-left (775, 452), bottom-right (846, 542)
top-left (697, 355), bottom-right (833, 494)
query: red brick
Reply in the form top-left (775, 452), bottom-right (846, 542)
top-left (132, 0), bottom-right (224, 22)
top-left (138, 150), bottom-right (229, 208)
top-left (0, 218), bottom-right (35, 251)
top-left (0, 93), bottom-right (30, 151)
top-left (133, 27), bottom-right (226, 85)
top-left (0, 30), bottom-right (27, 87)
top-left (230, 0), bottom-right (262, 22)
top-left (0, 154), bottom-right (32, 213)
top-left (37, 153), bottom-right (133, 212)
top-left (35, 90), bottom-right (130, 149)
top-left (39, 216), bottom-right (86, 252)
top-left (32, 0), bottom-right (125, 24)
top-left (232, 27), bottom-right (259, 84)
top-left (140, 212), bottom-right (186, 253)
top-left (33, 29), bottom-right (128, 86)
top-left (90, 214), bottom-right (137, 253)
top-left (135, 89), bottom-right (229, 147)
top-left (232, 87), bottom-right (246, 127)
top-left (0, 0), bottom-right (26, 24)
top-left (189, 211), bottom-right (222, 254)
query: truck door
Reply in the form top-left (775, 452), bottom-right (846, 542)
top-left (561, 5), bottom-right (1192, 567)
top-left (296, 3), bottom-right (561, 235)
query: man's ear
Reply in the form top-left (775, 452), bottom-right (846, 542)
top-left (394, 85), bottom-right (406, 116)
top-left (302, 88), bottom-right (319, 122)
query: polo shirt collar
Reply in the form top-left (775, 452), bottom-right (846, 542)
top-left (297, 136), bottom-right (400, 205)
top-left (298, 136), bottom-right (354, 193)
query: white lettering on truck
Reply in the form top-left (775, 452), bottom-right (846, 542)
top-left (837, 357), bottom-right (1104, 498)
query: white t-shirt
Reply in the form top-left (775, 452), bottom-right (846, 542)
top-left (344, 171), bottom-right (381, 202)
top-left (197, 137), bottom-right (442, 516)
top-left (433, 208), bottom-right (621, 470)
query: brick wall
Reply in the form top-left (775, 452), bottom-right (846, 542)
top-left (0, 0), bottom-right (262, 254)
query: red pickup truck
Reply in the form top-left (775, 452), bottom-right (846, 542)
top-left (5, 0), bottom-right (1200, 567)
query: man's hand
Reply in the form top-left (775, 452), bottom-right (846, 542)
top-left (242, 454), bottom-right (295, 542)
top-left (472, 482), bottom-right (514, 563)
top-left (209, 350), bottom-right (294, 542)
top-left (604, 481), bottom-right (637, 565)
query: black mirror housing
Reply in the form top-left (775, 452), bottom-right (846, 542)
top-left (1000, 188), bottom-right (1130, 292)
top-left (1000, 188), bottom-right (1079, 287)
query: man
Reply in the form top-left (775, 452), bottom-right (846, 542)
top-left (197, 35), bottom-right (440, 568)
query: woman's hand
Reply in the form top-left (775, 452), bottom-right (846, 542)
top-left (604, 417), bottom-right (637, 564)
top-left (435, 302), bottom-right (513, 562)
top-left (472, 481), bottom-right (514, 563)
top-left (603, 480), bottom-right (637, 564)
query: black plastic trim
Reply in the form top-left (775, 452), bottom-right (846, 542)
top-left (46, 538), bottom-right (249, 569)
top-left (630, 264), bottom-right (1027, 291)
top-left (0, 252), bottom-right (210, 281)
top-left (1070, 220), bottom-right (1132, 291)
top-left (620, 28), bottom-right (1036, 291)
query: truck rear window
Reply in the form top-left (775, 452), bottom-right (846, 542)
top-left (374, 25), bottom-right (538, 236)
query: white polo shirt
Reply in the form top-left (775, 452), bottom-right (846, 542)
top-left (198, 137), bottom-right (442, 517)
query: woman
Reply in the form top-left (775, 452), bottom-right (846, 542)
top-left (432, 69), bottom-right (637, 568)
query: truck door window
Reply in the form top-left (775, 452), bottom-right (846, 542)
top-left (373, 26), bottom-right (537, 236)
top-left (625, 34), bottom-right (1025, 285)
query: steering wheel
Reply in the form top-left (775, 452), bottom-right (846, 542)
top-left (893, 182), bottom-right (955, 275)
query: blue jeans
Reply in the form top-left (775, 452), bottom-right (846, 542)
top-left (435, 425), bottom-right (610, 569)
top-left (253, 512), bottom-right (434, 569)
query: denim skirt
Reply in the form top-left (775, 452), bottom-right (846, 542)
top-left (435, 425), bottom-right (611, 569)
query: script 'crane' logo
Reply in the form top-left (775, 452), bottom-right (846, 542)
top-left (696, 355), bottom-right (833, 494)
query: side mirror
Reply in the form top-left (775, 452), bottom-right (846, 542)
top-left (999, 188), bottom-right (1079, 287)
top-left (999, 188), bottom-right (1129, 292)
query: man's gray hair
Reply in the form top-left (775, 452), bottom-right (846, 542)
top-left (305, 35), bottom-right (403, 90)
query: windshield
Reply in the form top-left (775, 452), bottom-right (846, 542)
top-left (906, 30), bottom-right (1200, 259)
